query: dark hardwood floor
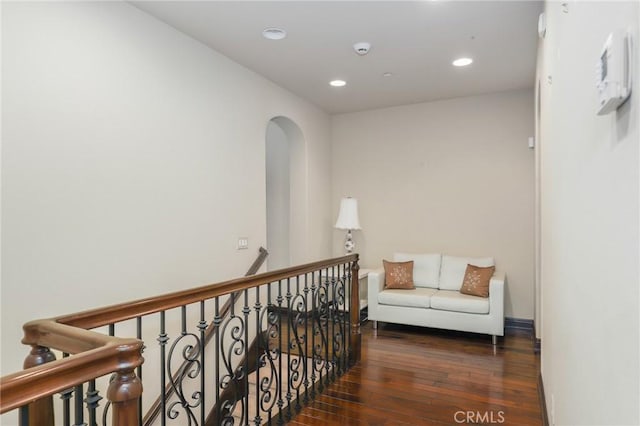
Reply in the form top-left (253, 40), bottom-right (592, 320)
top-left (290, 322), bottom-right (542, 425)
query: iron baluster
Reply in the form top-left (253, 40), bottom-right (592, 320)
top-left (285, 277), bottom-right (292, 422)
top-left (136, 317), bottom-right (143, 426)
top-left (339, 263), bottom-right (344, 371)
top-left (19, 406), bottom-right (28, 426)
top-left (289, 275), bottom-right (305, 414)
top-left (85, 379), bottom-right (101, 426)
top-left (335, 265), bottom-right (340, 375)
top-left (73, 384), bottom-right (86, 426)
top-left (338, 269), bottom-right (343, 375)
top-left (263, 277), bottom-right (280, 424)
top-left (219, 295), bottom-right (246, 425)
top-left (158, 311), bottom-right (168, 426)
top-left (343, 263), bottom-right (349, 372)
top-left (266, 283), bottom-right (271, 424)
top-left (310, 271), bottom-right (317, 399)
top-left (61, 388), bottom-right (73, 426)
top-left (166, 305), bottom-right (202, 424)
top-left (313, 269), bottom-right (328, 393)
top-left (335, 264), bottom-right (342, 376)
top-left (101, 399), bottom-right (110, 426)
top-left (340, 265), bottom-right (346, 373)
top-left (276, 279), bottom-right (284, 425)
top-left (330, 265), bottom-right (337, 382)
top-left (336, 264), bottom-right (343, 375)
top-left (335, 264), bottom-right (347, 376)
top-left (100, 324), bottom-right (116, 426)
top-left (198, 301), bottom-right (207, 426)
top-left (61, 353), bottom-right (72, 426)
top-left (243, 289), bottom-right (250, 425)
top-left (344, 263), bottom-right (349, 370)
top-left (253, 286), bottom-right (262, 426)
top-left (214, 298), bottom-right (221, 425)
top-left (349, 257), bottom-right (361, 366)
top-left (303, 273), bottom-right (310, 405)
top-left (346, 262), bottom-right (352, 369)
top-left (324, 268), bottom-right (331, 388)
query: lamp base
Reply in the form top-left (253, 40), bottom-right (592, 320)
top-left (344, 229), bottom-right (355, 254)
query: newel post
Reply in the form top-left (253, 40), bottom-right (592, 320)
top-left (107, 369), bottom-right (143, 426)
top-left (21, 346), bottom-right (56, 426)
top-left (349, 256), bottom-right (361, 366)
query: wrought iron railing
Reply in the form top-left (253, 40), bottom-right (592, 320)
top-left (0, 254), bottom-right (360, 426)
top-left (144, 246), bottom-right (269, 425)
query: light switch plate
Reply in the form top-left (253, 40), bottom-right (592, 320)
top-left (237, 238), bottom-right (249, 250)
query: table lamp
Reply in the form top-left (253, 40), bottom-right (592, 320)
top-left (335, 197), bottom-right (361, 254)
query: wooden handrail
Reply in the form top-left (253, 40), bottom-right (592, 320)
top-left (246, 246), bottom-right (269, 276)
top-left (56, 254), bottom-right (357, 329)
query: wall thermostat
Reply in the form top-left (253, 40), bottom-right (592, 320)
top-left (596, 29), bottom-right (633, 115)
top-left (537, 13), bottom-right (546, 39)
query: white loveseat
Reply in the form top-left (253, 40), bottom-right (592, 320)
top-left (367, 253), bottom-right (505, 344)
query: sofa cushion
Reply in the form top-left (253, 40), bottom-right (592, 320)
top-left (383, 260), bottom-right (415, 289)
top-left (378, 287), bottom-right (437, 308)
top-left (393, 253), bottom-right (441, 289)
top-left (460, 264), bottom-right (495, 297)
top-left (439, 255), bottom-right (495, 291)
top-left (430, 290), bottom-right (490, 314)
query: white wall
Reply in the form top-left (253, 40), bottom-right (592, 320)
top-left (1, 1), bottom-right (333, 376)
top-left (537, 1), bottom-right (639, 425)
top-left (332, 89), bottom-right (535, 319)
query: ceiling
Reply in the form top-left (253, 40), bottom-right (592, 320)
top-left (132, 1), bottom-right (543, 114)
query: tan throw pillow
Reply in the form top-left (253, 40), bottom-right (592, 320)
top-left (383, 260), bottom-right (415, 289)
top-left (460, 264), bottom-right (495, 297)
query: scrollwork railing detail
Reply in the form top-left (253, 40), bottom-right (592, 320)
top-left (166, 332), bottom-right (203, 425)
top-left (219, 313), bottom-right (247, 425)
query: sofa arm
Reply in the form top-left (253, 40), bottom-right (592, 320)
top-left (368, 268), bottom-right (385, 292)
top-left (489, 274), bottom-right (505, 331)
top-left (367, 268), bottom-right (385, 319)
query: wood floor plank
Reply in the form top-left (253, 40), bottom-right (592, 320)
top-left (292, 322), bottom-right (543, 425)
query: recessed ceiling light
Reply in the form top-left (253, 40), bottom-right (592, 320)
top-left (383, 72), bottom-right (393, 77)
top-left (453, 57), bottom-right (473, 67)
top-left (329, 80), bottom-right (346, 87)
top-left (262, 27), bottom-right (287, 40)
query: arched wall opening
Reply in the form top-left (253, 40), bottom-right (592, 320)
top-left (265, 116), bottom-right (307, 270)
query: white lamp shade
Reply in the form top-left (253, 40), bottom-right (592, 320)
top-left (335, 197), bottom-right (361, 230)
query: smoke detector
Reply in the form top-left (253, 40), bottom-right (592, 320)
top-left (353, 42), bottom-right (371, 56)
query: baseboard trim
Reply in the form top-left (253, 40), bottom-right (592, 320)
top-left (538, 373), bottom-right (550, 426)
top-left (505, 317), bottom-right (534, 333)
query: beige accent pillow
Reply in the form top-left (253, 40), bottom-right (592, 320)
top-left (383, 260), bottom-right (415, 289)
top-left (460, 264), bottom-right (495, 298)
